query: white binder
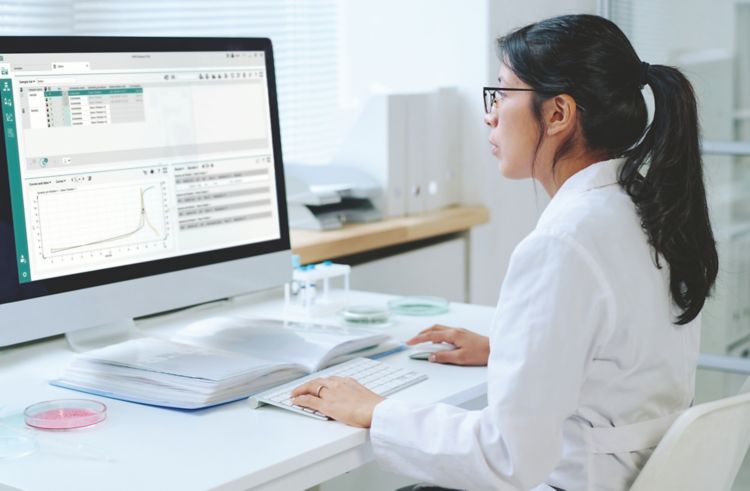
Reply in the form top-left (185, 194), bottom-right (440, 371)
top-left (331, 93), bottom-right (408, 217)
top-left (332, 88), bottom-right (461, 217)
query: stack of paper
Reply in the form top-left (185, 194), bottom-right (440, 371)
top-left (53, 318), bottom-right (400, 409)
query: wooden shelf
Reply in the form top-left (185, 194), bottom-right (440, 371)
top-left (290, 205), bottom-right (489, 264)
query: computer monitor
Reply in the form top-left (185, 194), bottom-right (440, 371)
top-left (0, 37), bottom-right (291, 348)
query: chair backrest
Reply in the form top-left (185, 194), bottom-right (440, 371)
top-left (629, 376), bottom-right (750, 491)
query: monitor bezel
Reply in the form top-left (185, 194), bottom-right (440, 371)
top-left (0, 36), bottom-right (291, 306)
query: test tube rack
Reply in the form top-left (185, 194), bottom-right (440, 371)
top-left (284, 260), bottom-right (351, 317)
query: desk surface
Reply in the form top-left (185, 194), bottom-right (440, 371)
top-left (0, 290), bottom-right (494, 491)
top-left (291, 205), bottom-right (489, 264)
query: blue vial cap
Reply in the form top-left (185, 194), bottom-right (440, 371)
top-left (291, 255), bottom-right (301, 269)
top-left (323, 260), bottom-right (333, 266)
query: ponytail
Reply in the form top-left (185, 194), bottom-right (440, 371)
top-left (619, 65), bottom-right (718, 324)
top-left (498, 14), bottom-right (718, 324)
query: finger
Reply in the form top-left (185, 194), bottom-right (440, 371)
top-left (430, 348), bottom-right (462, 365)
top-left (422, 324), bottom-right (450, 332)
top-left (407, 330), bottom-right (457, 346)
top-left (292, 394), bottom-right (326, 412)
top-left (407, 326), bottom-right (452, 344)
top-left (406, 326), bottom-right (448, 344)
top-left (291, 378), bottom-right (326, 397)
top-left (413, 325), bottom-right (450, 337)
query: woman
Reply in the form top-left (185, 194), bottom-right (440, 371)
top-left (292, 14), bottom-right (718, 491)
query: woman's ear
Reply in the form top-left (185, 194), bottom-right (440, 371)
top-left (543, 94), bottom-right (579, 137)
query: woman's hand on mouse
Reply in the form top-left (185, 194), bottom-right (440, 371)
top-left (406, 325), bottom-right (490, 366)
top-left (291, 376), bottom-right (385, 428)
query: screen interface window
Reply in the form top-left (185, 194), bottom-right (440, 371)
top-left (0, 51), bottom-right (281, 283)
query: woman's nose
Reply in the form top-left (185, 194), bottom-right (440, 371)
top-left (484, 110), bottom-right (498, 127)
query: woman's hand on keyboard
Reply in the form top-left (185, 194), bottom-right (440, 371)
top-left (291, 375), bottom-right (385, 428)
top-left (406, 325), bottom-right (490, 366)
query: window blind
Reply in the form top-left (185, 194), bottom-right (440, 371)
top-left (0, 0), bottom-right (72, 34)
top-left (0, 0), bottom-right (340, 164)
top-left (603, 0), bottom-right (676, 64)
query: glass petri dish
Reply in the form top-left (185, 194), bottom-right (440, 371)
top-left (24, 399), bottom-right (107, 430)
top-left (339, 305), bottom-right (391, 327)
top-left (387, 296), bottom-right (450, 316)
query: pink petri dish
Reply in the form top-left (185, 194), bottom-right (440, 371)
top-left (24, 399), bottom-right (107, 430)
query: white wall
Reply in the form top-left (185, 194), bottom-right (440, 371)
top-left (337, 0), bottom-right (597, 307)
top-left (350, 238), bottom-right (467, 302)
top-left (335, 0), bottom-right (491, 159)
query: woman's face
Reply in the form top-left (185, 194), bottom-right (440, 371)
top-left (485, 63), bottom-right (542, 180)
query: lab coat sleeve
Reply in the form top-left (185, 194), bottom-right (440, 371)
top-left (370, 231), bottom-right (615, 491)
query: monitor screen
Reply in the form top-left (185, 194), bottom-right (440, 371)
top-left (0, 38), bottom-right (291, 346)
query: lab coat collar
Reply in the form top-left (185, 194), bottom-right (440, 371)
top-left (553, 158), bottom-right (623, 198)
top-left (538, 158), bottom-right (624, 227)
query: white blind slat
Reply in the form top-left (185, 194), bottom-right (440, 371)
top-left (0, 0), bottom-right (339, 164)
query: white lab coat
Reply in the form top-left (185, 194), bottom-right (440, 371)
top-left (370, 158), bottom-right (700, 491)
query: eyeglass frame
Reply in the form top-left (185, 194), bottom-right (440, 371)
top-left (483, 86), bottom-right (584, 114)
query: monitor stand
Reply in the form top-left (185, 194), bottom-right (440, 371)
top-left (65, 319), bottom-right (141, 352)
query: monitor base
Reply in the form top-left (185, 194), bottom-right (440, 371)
top-left (65, 318), bottom-right (140, 352)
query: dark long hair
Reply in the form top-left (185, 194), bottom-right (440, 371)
top-left (497, 14), bottom-right (718, 325)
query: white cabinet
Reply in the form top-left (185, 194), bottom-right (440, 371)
top-left (348, 237), bottom-right (467, 302)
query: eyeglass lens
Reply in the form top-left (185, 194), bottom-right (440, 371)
top-left (484, 89), bottom-right (496, 113)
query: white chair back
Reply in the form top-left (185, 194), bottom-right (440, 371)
top-left (629, 376), bottom-right (750, 491)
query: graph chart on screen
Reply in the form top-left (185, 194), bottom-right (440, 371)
top-left (33, 181), bottom-right (172, 264)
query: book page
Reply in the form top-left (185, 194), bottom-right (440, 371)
top-left (76, 337), bottom-right (296, 381)
top-left (174, 317), bottom-right (390, 372)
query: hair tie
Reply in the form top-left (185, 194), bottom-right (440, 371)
top-left (639, 61), bottom-right (651, 88)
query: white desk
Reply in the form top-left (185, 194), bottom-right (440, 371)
top-left (0, 289), bottom-right (494, 491)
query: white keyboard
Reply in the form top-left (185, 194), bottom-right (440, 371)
top-left (248, 357), bottom-right (427, 420)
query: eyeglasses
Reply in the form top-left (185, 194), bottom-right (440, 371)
top-left (483, 86), bottom-right (546, 113)
top-left (483, 86), bottom-right (584, 114)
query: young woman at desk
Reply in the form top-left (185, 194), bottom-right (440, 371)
top-left (292, 14), bottom-right (718, 491)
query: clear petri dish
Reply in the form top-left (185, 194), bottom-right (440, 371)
top-left (387, 296), bottom-right (450, 316)
top-left (24, 399), bottom-right (107, 430)
top-left (339, 305), bottom-right (391, 327)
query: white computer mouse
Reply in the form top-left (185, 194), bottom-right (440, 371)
top-left (408, 342), bottom-right (457, 361)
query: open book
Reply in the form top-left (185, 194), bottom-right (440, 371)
top-left (52, 317), bottom-right (400, 409)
